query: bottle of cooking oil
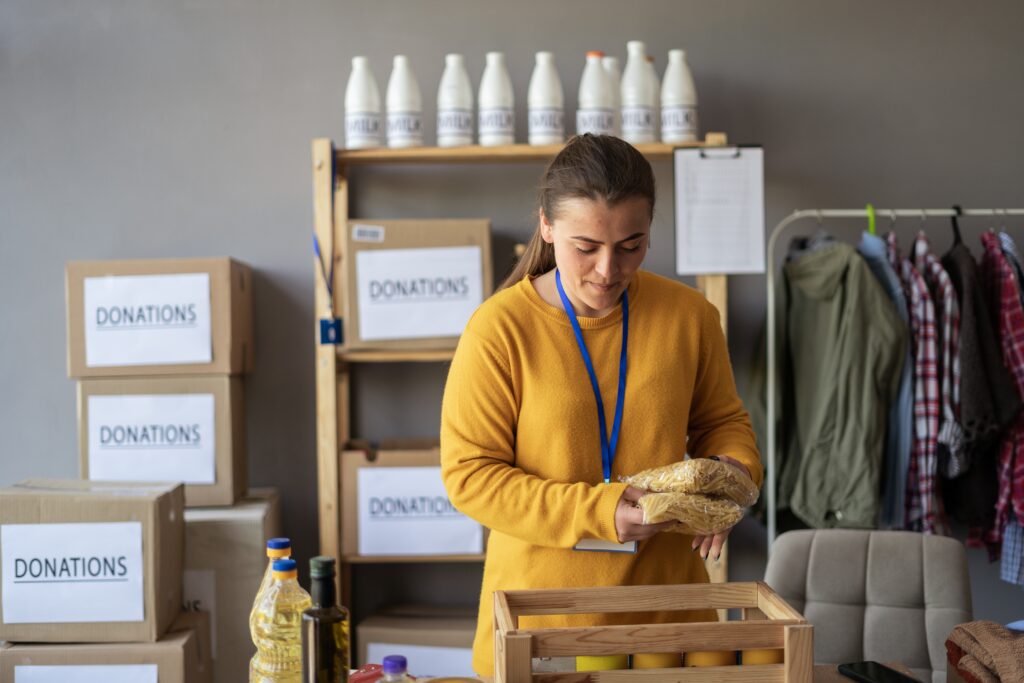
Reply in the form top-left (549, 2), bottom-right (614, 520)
top-left (251, 538), bottom-right (292, 635)
top-left (301, 556), bottom-right (350, 682)
top-left (250, 558), bottom-right (313, 682)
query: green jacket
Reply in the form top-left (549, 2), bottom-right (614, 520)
top-left (771, 241), bottom-right (907, 528)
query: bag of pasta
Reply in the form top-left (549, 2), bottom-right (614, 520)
top-left (620, 457), bottom-right (759, 507)
top-left (636, 492), bottom-right (744, 535)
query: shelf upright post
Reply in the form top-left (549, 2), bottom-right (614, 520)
top-left (313, 138), bottom-right (345, 600)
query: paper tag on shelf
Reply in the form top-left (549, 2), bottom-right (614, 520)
top-left (352, 224), bottom-right (385, 243)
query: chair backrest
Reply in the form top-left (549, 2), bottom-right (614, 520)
top-left (764, 529), bottom-right (972, 683)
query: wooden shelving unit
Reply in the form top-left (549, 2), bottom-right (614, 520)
top-left (312, 135), bottom-right (733, 611)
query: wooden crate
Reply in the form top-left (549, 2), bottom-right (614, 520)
top-left (493, 581), bottom-right (813, 683)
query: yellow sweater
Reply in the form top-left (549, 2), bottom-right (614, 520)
top-left (440, 270), bottom-right (762, 675)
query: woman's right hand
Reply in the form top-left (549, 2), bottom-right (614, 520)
top-left (614, 486), bottom-right (676, 542)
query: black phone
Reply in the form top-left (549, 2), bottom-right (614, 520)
top-left (837, 661), bottom-right (919, 683)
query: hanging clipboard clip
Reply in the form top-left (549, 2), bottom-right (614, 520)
top-left (698, 146), bottom-right (743, 159)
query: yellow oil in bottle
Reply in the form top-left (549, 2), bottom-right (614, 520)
top-left (250, 538), bottom-right (292, 640)
top-left (250, 558), bottom-right (312, 682)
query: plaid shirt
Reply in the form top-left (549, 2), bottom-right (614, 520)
top-left (913, 233), bottom-right (965, 478)
top-left (889, 233), bottom-right (946, 534)
top-left (981, 232), bottom-right (1024, 554)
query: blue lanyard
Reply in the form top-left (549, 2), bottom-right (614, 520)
top-left (555, 270), bottom-right (628, 483)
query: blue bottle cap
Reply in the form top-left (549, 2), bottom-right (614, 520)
top-left (267, 537), bottom-right (291, 550)
top-left (382, 655), bottom-right (407, 674)
top-left (272, 558), bottom-right (297, 572)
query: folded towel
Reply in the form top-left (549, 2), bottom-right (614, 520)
top-left (947, 620), bottom-right (1024, 682)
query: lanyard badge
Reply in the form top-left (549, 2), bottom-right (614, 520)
top-left (556, 270), bottom-right (636, 554)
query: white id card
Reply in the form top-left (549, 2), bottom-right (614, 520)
top-left (573, 538), bottom-right (637, 553)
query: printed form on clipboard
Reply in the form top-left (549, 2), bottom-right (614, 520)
top-left (674, 146), bottom-right (765, 275)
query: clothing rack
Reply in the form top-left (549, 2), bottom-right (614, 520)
top-left (765, 207), bottom-right (1024, 554)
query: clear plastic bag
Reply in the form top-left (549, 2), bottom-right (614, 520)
top-left (636, 492), bottom-right (743, 535)
top-left (619, 458), bottom-right (759, 508)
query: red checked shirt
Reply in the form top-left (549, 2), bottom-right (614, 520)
top-left (980, 232), bottom-right (1024, 552)
top-left (889, 233), bottom-right (946, 534)
top-left (913, 233), bottom-right (965, 478)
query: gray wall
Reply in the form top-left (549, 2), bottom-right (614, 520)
top-left (3, 0), bottom-right (1023, 629)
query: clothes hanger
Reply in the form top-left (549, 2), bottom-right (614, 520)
top-left (866, 203), bottom-right (877, 235)
top-left (951, 204), bottom-right (964, 245)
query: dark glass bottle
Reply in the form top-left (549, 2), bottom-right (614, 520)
top-left (302, 556), bottom-right (350, 682)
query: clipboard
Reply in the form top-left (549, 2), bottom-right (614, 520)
top-left (674, 145), bottom-right (765, 275)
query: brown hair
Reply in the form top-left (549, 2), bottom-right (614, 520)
top-left (498, 134), bottom-right (656, 290)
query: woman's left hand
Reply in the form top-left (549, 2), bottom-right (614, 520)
top-left (690, 455), bottom-right (751, 562)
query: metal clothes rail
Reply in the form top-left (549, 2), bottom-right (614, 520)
top-left (765, 208), bottom-right (1024, 554)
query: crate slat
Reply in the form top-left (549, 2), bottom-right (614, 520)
top-left (529, 621), bottom-right (798, 658)
top-left (532, 665), bottom-right (784, 683)
top-left (756, 582), bottom-right (805, 621)
top-left (504, 582), bottom-right (760, 616)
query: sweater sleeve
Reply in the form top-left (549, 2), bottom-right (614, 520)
top-left (440, 325), bottom-right (627, 548)
top-left (687, 302), bottom-right (765, 490)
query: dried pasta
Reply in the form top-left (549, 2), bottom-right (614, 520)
top-left (620, 458), bottom-right (759, 507)
top-left (636, 492), bottom-right (744, 535)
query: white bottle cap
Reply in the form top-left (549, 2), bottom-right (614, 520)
top-left (446, 53), bottom-right (464, 66)
top-left (669, 49), bottom-right (686, 62)
top-left (486, 52), bottom-right (505, 65)
top-left (352, 56), bottom-right (369, 68)
top-left (536, 51), bottom-right (554, 64)
top-left (627, 40), bottom-right (646, 56)
top-left (394, 55), bottom-right (409, 67)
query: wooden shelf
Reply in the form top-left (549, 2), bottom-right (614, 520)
top-left (336, 141), bottom-right (710, 165)
top-left (338, 348), bottom-right (455, 363)
top-left (343, 553), bottom-right (485, 564)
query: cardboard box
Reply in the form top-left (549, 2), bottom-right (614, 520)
top-left (357, 604), bottom-right (476, 675)
top-left (343, 219), bottom-right (492, 350)
top-left (0, 480), bottom-right (184, 643)
top-left (78, 376), bottom-right (247, 507)
top-left (341, 440), bottom-right (484, 558)
top-left (183, 488), bottom-right (280, 683)
top-left (0, 610), bottom-right (212, 683)
top-left (66, 258), bottom-right (254, 378)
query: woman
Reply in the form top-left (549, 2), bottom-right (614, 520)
top-left (440, 134), bottom-right (762, 674)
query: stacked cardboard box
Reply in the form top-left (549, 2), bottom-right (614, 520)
top-left (58, 257), bottom-right (285, 679)
top-left (66, 258), bottom-right (254, 507)
top-left (0, 481), bottom-right (212, 683)
top-left (357, 604), bottom-right (476, 675)
top-left (183, 488), bottom-right (280, 682)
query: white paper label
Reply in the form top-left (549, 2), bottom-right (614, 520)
top-left (2, 522), bottom-right (145, 624)
top-left (357, 467), bottom-right (482, 556)
top-left (83, 273), bottom-right (212, 368)
top-left (576, 109), bottom-right (616, 136)
top-left (478, 107), bottom-right (514, 136)
top-left (355, 246), bottom-right (483, 341)
top-left (183, 568), bottom-right (218, 657)
top-left (528, 108), bottom-right (564, 136)
top-left (15, 665), bottom-right (158, 683)
top-left (437, 109), bottom-right (473, 139)
top-left (345, 112), bottom-right (382, 146)
top-left (83, 272), bottom-right (211, 368)
top-left (661, 105), bottom-right (698, 138)
top-left (87, 393), bottom-right (216, 485)
top-left (352, 224), bottom-right (386, 243)
top-left (386, 112), bottom-right (423, 144)
top-left (366, 642), bottom-right (474, 677)
top-left (621, 106), bottom-right (655, 136)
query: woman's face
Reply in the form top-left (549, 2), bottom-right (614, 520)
top-left (541, 196), bottom-right (651, 317)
